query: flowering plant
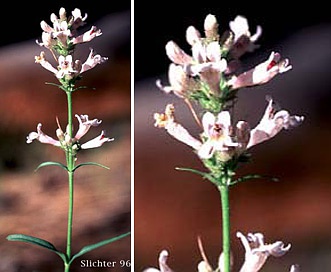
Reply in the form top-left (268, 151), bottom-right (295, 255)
top-left (6, 7), bottom-right (130, 272)
top-left (149, 14), bottom-right (304, 272)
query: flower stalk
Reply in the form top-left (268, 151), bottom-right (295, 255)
top-left (65, 87), bottom-right (74, 263)
top-left (219, 183), bottom-right (230, 272)
top-left (6, 7), bottom-right (130, 272)
top-left (150, 13), bottom-right (304, 272)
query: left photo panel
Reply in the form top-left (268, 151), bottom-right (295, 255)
top-left (0, 3), bottom-right (131, 272)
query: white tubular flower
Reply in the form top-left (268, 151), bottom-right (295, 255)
top-left (228, 52), bottom-right (292, 90)
top-left (36, 50), bottom-right (106, 79)
top-left (159, 14), bottom-right (229, 97)
top-left (198, 111), bottom-right (239, 160)
top-left (156, 63), bottom-right (199, 98)
top-left (247, 97), bottom-right (304, 148)
top-left (229, 15), bottom-right (262, 58)
top-left (35, 52), bottom-right (58, 74)
top-left (154, 104), bottom-right (202, 151)
top-left (143, 250), bottom-right (174, 272)
top-left (57, 55), bottom-right (80, 79)
top-left (237, 231), bottom-right (291, 272)
top-left (74, 114), bottom-right (102, 140)
top-left (165, 40), bottom-right (193, 65)
top-left (186, 25), bottom-right (201, 46)
top-left (72, 26), bottom-right (102, 44)
top-left (70, 8), bottom-right (88, 30)
top-left (204, 14), bottom-right (219, 40)
top-left (26, 123), bottom-right (61, 147)
top-left (80, 49), bottom-right (108, 74)
top-left (155, 99), bottom-right (303, 161)
top-left (36, 32), bottom-right (56, 49)
top-left (187, 41), bottom-right (227, 94)
top-left (39, 9), bottom-right (71, 43)
top-left (37, 7), bottom-right (94, 49)
top-left (80, 131), bottom-right (114, 149)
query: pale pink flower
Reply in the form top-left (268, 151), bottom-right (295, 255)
top-left (198, 111), bottom-right (239, 159)
top-left (203, 14), bottom-right (219, 40)
top-left (69, 8), bottom-right (88, 30)
top-left (229, 15), bottom-right (262, 59)
top-left (35, 52), bottom-right (58, 74)
top-left (186, 25), bottom-right (201, 46)
top-left (165, 40), bottom-right (193, 65)
top-left (154, 98), bottom-right (303, 161)
top-left (247, 97), bottom-right (304, 148)
top-left (80, 130), bottom-right (113, 149)
top-left (37, 32), bottom-right (57, 49)
top-left (159, 14), bottom-right (228, 95)
top-left (162, 39), bottom-right (227, 95)
top-left (80, 49), bottom-right (108, 74)
top-left (74, 114), bottom-right (102, 140)
top-left (147, 244), bottom-right (298, 272)
top-left (228, 52), bottom-right (292, 90)
top-left (156, 63), bottom-right (199, 98)
top-left (26, 123), bottom-right (61, 146)
top-left (36, 7), bottom-right (99, 49)
top-left (40, 17), bottom-right (71, 39)
top-left (37, 9), bottom-right (71, 48)
top-left (72, 26), bottom-right (102, 44)
top-left (188, 41), bottom-right (227, 94)
top-left (35, 50), bottom-right (107, 79)
top-left (237, 231), bottom-right (291, 272)
top-left (27, 115), bottom-right (113, 150)
top-left (56, 55), bottom-right (80, 79)
top-left (142, 250), bottom-right (174, 272)
top-left (154, 104), bottom-right (202, 151)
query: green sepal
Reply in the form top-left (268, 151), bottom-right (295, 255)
top-left (230, 174), bottom-right (279, 186)
top-left (6, 234), bottom-right (67, 263)
top-left (69, 232), bottom-right (131, 265)
top-left (34, 161), bottom-right (68, 172)
top-left (73, 162), bottom-right (110, 172)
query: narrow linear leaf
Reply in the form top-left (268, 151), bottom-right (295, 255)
top-left (231, 174), bottom-right (279, 185)
top-left (35, 161), bottom-right (68, 172)
top-left (73, 162), bottom-right (110, 172)
top-left (73, 86), bottom-right (93, 92)
top-left (45, 82), bottom-right (62, 88)
top-left (69, 232), bottom-right (131, 264)
top-left (6, 234), bottom-right (67, 262)
top-left (175, 167), bottom-right (209, 178)
top-left (175, 167), bottom-right (218, 184)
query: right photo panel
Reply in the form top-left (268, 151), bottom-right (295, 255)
top-left (135, 6), bottom-right (331, 272)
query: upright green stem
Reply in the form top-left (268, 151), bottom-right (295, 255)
top-left (218, 183), bottom-right (230, 272)
top-left (65, 89), bottom-right (75, 270)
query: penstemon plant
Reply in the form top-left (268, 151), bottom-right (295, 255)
top-left (145, 14), bottom-right (304, 272)
top-left (6, 7), bottom-right (130, 272)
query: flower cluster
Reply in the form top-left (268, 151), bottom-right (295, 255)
top-left (29, 7), bottom-right (112, 154)
top-left (143, 232), bottom-right (300, 272)
top-left (27, 115), bottom-right (113, 154)
top-left (156, 14), bottom-right (292, 113)
top-left (154, 96), bottom-right (303, 163)
top-left (35, 7), bottom-right (107, 84)
top-left (154, 14), bottom-right (304, 164)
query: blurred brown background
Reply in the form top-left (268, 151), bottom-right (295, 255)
top-left (0, 2), bottom-right (131, 272)
top-left (134, 4), bottom-right (331, 272)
